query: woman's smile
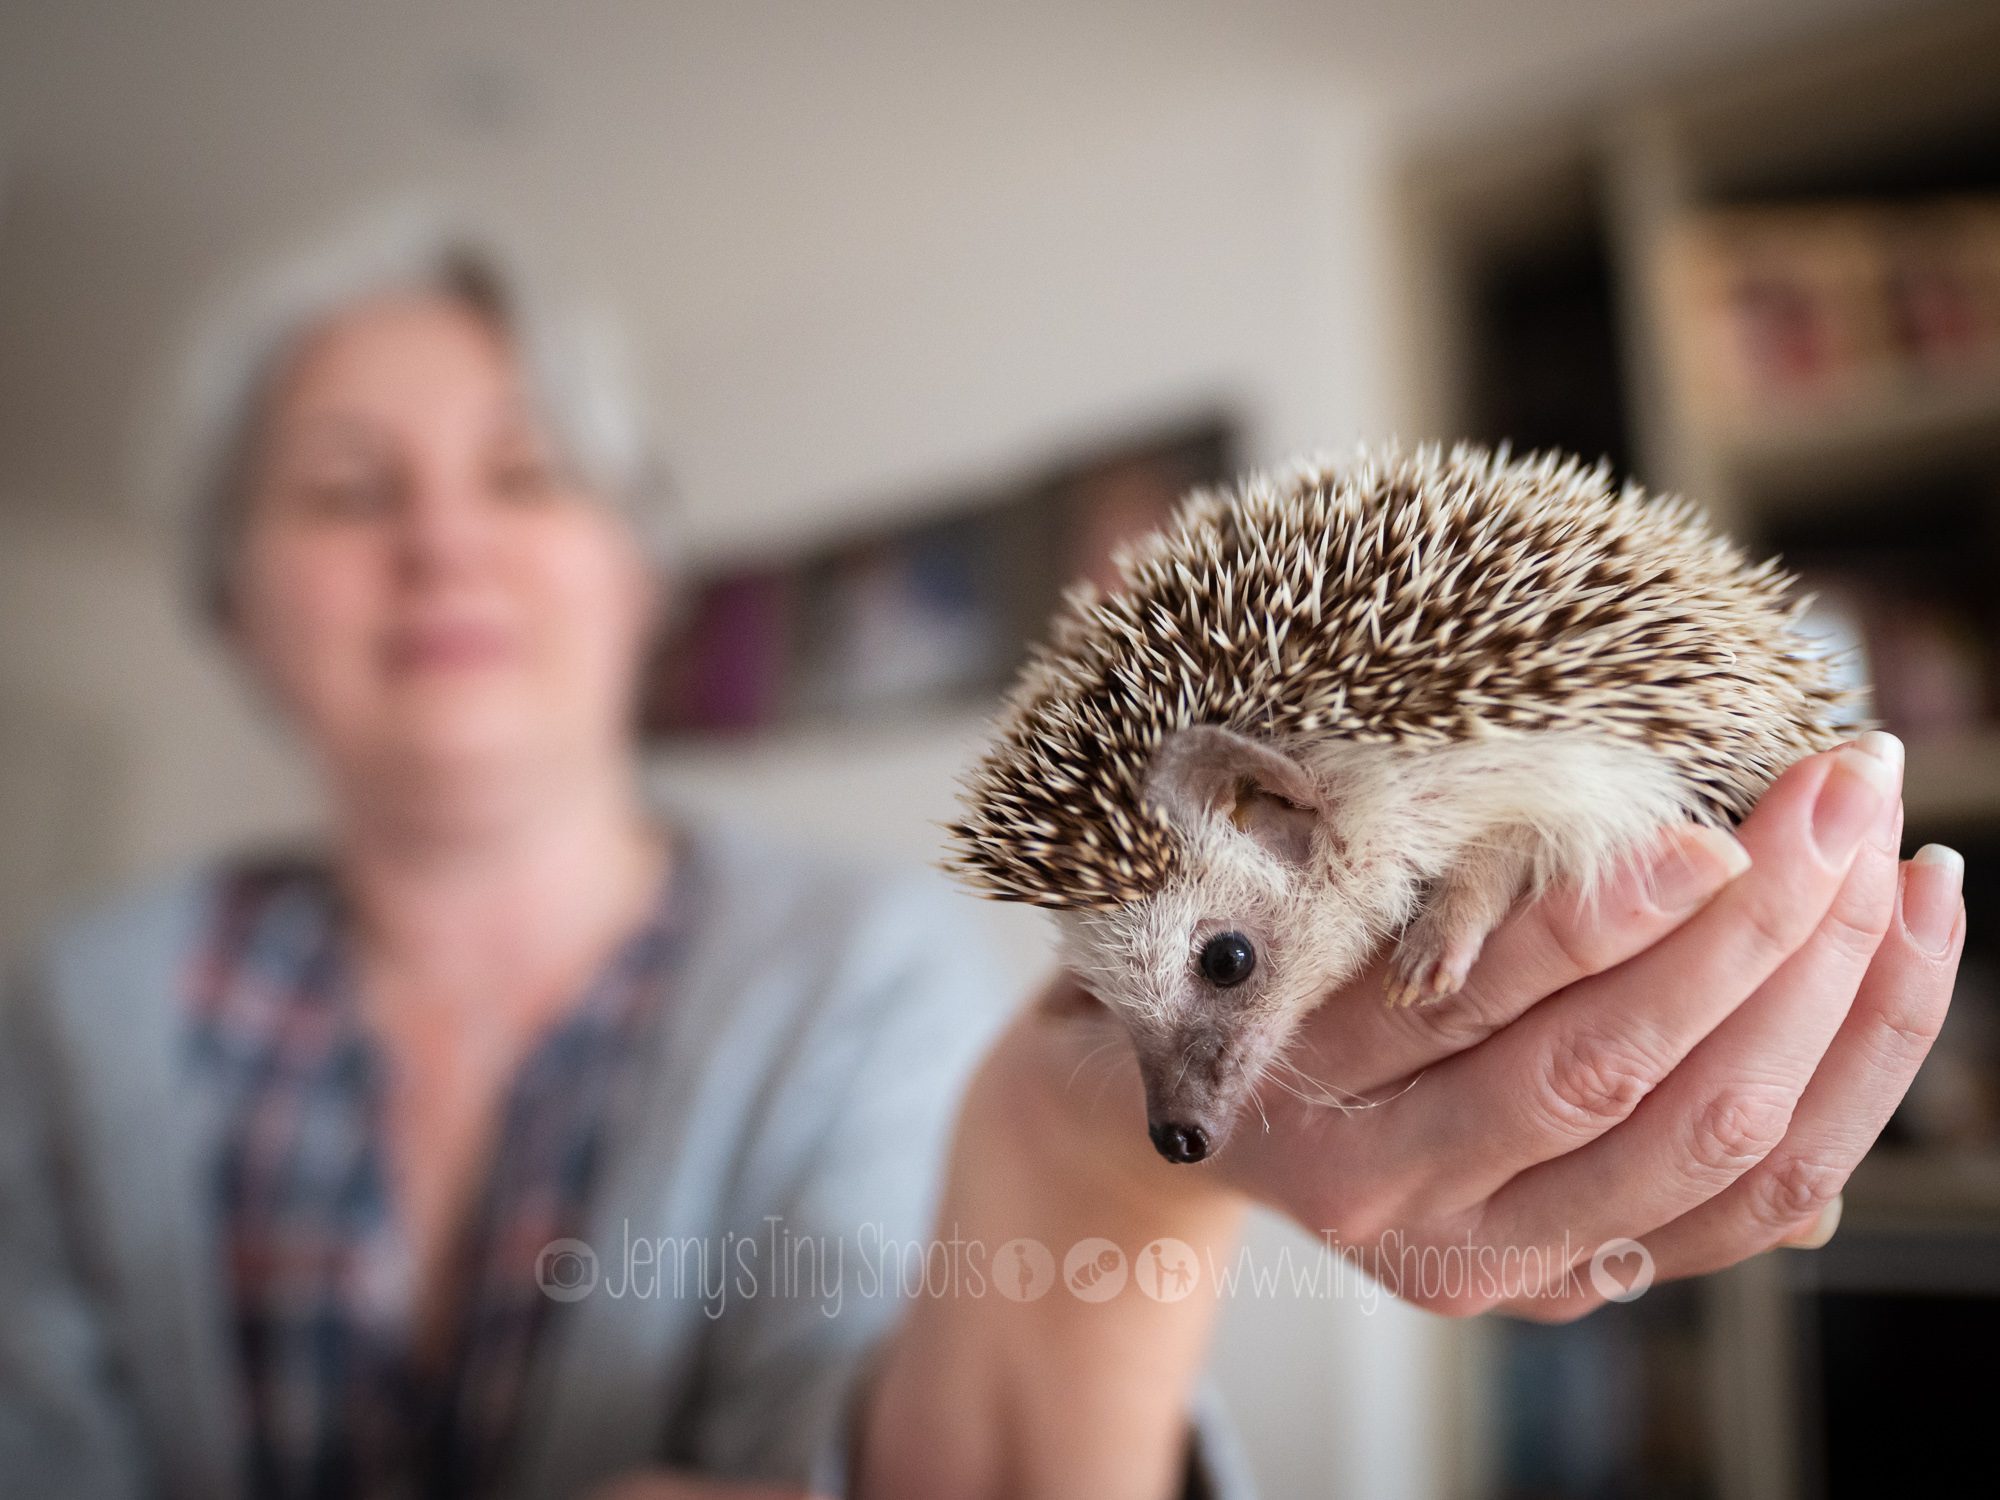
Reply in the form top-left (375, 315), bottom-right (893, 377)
top-left (380, 616), bottom-right (518, 678)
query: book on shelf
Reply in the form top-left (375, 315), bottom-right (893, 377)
top-left (1658, 198), bottom-right (2000, 431)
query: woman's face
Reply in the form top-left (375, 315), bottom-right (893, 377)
top-left (229, 294), bottom-right (657, 791)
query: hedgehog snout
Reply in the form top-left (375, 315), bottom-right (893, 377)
top-left (1149, 1121), bottom-right (1212, 1164)
top-left (1136, 1019), bottom-right (1264, 1165)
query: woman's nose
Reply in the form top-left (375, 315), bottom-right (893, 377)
top-left (393, 475), bottom-right (498, 582)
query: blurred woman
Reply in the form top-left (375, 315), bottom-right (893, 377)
top-left (0, 211), bottom-right (1966, 1500)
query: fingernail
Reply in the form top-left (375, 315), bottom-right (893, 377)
top-left (1650, 825), bottom-right (1752, 913)
top-left (1813, 742), bottom-right (1899, 864)
top-left (1852, 729), bottom-right (1904, 772)
top-left (1782, 1194), bottom-right (1842, 1250)
top-left (1853, 732), bottom-right (1906, 844)
top-left (1902, 844), bottom-right (1964, 956)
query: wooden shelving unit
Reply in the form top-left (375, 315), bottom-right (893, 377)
top-left (1715, 373), bottom-right (2000, 504)
top-left (1395, 7), bottom-right (2000, 1498)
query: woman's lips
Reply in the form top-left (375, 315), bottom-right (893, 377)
top-left (382, 621), bottom-right (516, 675)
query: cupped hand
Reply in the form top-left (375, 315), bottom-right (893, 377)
top-left (1202, 734), bottom-right (1963, 1318)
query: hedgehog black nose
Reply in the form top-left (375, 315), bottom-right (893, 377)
top-left (1149, 1121), bottom-right (1211, 1164)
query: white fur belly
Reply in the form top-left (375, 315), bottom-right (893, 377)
top-left (1305, 731), bottom-right (1692, 900)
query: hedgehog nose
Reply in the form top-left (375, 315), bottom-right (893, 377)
top-left (1149, 1121), bottom-right (1211, 1164)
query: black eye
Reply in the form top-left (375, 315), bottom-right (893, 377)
top-left (1198, 931), bottom-right (1257, 987)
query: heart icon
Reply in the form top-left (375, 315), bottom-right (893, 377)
top-left (1587, 1237), bottom-right (1655, 1302)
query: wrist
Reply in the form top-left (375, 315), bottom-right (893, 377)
top-left (856, 984), bottom-right (1246, 1500)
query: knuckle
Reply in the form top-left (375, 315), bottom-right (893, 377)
top-left (1734, 888), bottom-right (1816, 968)
top-left (1750, 1153), bottom-right (1847, 1234)
top-left (1404, 984), bottom-right (1503, 1051)
top-left (1534, 1029), bottom-right (1665, 1137)
top-left (1866, 997), bottom-right (1948, 1072)
top-left (1687, 1085), bottom-right (1795, 1178)
top-left (1817, 894), bottom-right (1893, 967)
top-left (1538, 902), bottom-right (1617, 985)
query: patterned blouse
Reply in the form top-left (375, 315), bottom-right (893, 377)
top-left (185, 854), bottom-right (684, 1500)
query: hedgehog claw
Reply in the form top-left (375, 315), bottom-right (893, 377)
top-left (1386, 943), bottom-right (1475, 1010)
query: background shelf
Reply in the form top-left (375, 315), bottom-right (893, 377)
top-left (1397, 7), bottom-right (2000, 1498)
top-left (1715, 374), bottom-right (2000, 504)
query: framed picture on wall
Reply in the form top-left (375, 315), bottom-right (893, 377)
top-left (639, 414), bottom-right (1237, 740)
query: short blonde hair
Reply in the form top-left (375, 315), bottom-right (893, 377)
top-left (164, 202), bottom-right (669, 625)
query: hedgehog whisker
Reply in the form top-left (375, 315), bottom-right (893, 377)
top-left (1264, 1056), bottom-right (1376, 1120)
top-left (1064, 1037), bottom-right (1126, 1095)
top-left (1263, 1067), bottom-right (1377, 1116)
top-left (1264, 1057), bottom-right (1373, 1113)
top-left (1267, 1052), bottom-right (1424, 1114)
top-left (1249, 1081), bottom-right (1271, 1135)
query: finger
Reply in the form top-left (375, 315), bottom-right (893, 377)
top-left (1476, 766), bottom-right (1902, 1265)
top-left (1388, 735), bottom-right (1899, 1225)
top-left (1330, 820), bottom-right (1753, 1089)
top-left (1640, 842), bottom-right (1963, 1280)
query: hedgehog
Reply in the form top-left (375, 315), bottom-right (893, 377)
top-left (947, 442), bottom-right (1858, 1164)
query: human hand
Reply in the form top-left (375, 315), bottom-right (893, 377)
top-left (853, 740), bottom-right (1954, 1500)
top-left (1195, 733), bottom-right (1961, 1316)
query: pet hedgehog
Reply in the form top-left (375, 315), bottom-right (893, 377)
top-left (947, 442), bottom-right (1857, 1164)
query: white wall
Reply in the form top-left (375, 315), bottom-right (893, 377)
top-left (0, 516), bottom-right (321, 955)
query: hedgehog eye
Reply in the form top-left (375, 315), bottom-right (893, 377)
top-left (1198, 931), bottom-right (1257, 988)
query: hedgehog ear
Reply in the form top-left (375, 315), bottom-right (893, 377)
top-left (1143, 725), bottom-right (1320, 869)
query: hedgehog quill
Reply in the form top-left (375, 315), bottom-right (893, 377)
top-left (947, 443), bottom-right (1858, 1164)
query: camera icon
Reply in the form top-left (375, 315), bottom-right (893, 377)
top-left (536, 1238), bottom-right (599, 1302)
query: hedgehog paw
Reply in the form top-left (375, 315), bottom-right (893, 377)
top-left (1385, 933), bottom-right (1481, 1009)
top-left (1387, 843), bottom-right (1533, 1009)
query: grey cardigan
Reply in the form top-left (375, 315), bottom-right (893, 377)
top-left (0, 818), bottom-right (1254, 1500)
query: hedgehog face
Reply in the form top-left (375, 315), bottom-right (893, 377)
top-left (1054, 725), bottom-right (1385, 1163)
